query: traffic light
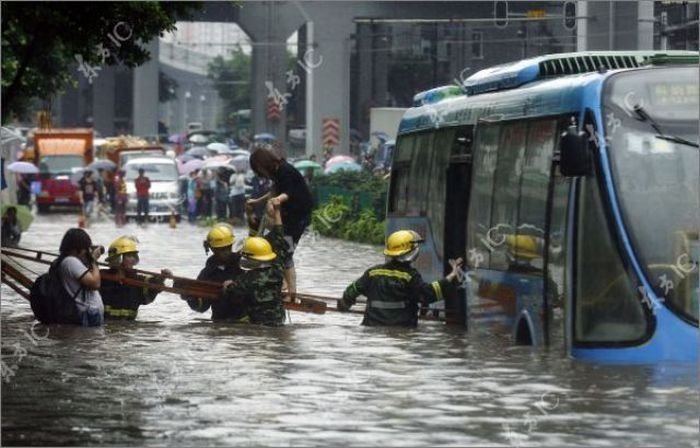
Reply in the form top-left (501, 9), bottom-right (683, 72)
top-left (494, 0), bottom-right (508, 28)
top-left (563, 1), bottom-right (576, 30)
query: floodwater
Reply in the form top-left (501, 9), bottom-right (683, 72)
top-left (2, 212), bottom-right (698, 446)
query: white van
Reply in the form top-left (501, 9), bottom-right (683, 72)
top-left (123, 156), bottom-right (181, 222)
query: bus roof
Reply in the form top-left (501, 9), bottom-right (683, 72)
top-left (401, 51), bottom-right (699, 135)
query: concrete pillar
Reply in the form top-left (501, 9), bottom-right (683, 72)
top-left (356, 23), bottom-right (373, 139)
top-left (637, 1), bottom-right (655, 50)
top-left (132, 39), bottom-right (159, 136)
top-left (577, 1), bottom-right (654, 51)
top-left (374, 23), bottom-right (390, 107)
top-left (93, 66), bottom-right (115, 136)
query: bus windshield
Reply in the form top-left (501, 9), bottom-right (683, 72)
top-left (603, 66), bottom-right (699, 323)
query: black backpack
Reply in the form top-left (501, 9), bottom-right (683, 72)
top-left (29, 258), bottom-right (83, 325)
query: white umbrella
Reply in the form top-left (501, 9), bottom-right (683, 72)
top-left (202, 156), bottom-right (233, 170)
top-left (206, 142), bottom-right (229, 153)
top-left (229, 154), bottom-right (249, 171)
top-left (7, 161), bottom-right (39, 174)
top-left (189, 134), bottom-right (208, 144)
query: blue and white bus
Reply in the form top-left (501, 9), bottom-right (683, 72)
top-left (388, 51), bottom-right (698, 362)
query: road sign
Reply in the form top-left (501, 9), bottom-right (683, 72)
top-left (322, 118), bottom-right (340, 147)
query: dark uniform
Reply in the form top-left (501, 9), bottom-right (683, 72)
top-left (100, 269), bottom-right (164, 320)
top-left (340, 260), bottom-right (456, 327)
top-left (185, 252), bottom-right (249, 322)
top-left (222, 225), bottom-right (288, 326)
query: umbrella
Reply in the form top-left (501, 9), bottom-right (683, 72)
top-left (202, 156), bottom-right (233, 170)
top-left (229, 154), bottom-right (249, 172)
top-left (1, 204), bottom-right (33, 232)
top-left (87, 159), bottom-right (116, 171)
top-left (7, 161), bottom-right (39, 174)
top-left (324, 161), bottom-right (362, 174)
top-left (183, 146), bottom-right (210, 159)
top-left (189, 134), bottom-right (209, 144)
top-left (206, 142), bottom-right (229, 153)
top-left (179, 158), bottom-right (204, 175)
top-left (254, 133), bottom-right (276, 141)
top-left (294, 160), bottom-right (322, 171)
top-left (230, 149), bottom-right (251, 157)
top-left (169, 133), bottom-right (186, 144)
top-left (371, 131), bottom-right (391, 142)
top-left (176, 153), bottom-right (198, 163)
top-left (326, 155), bottom-right (356, 167)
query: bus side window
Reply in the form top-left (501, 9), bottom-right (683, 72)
top-left (406, 132), bottom-right (434, 216)
top-left (389, 135), bottom-right (416, 214)
top-left (514, 119), bottom-right (557, 273)
top-left (426, 128), bottom-right (457, 257)
top-left (466, 123), bottom-right (501, 269)
top-left (490, 121), bottom-right (527, 271)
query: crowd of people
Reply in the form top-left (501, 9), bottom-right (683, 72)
top-left (32, 146), bottom-right (461, 329)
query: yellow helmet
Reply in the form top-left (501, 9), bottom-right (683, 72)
top-left (107, 236), bottom-right (139, 266)
top-left (505, 235), bottom-right (543, 260)
top-left (241, 237), bottom-right (277, 261)
top-left (206, 225), bottom-right (235, 249)
top-left (384, 230), bottom-right (424, 257)
top-left (108, 236), bottom-right (139, 258)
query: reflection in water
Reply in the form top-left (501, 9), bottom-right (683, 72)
top-left (2, 214), bottom-right (698, 446)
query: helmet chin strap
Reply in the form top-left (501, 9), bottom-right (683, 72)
top-left (396, 246), bottom-right (419, 263)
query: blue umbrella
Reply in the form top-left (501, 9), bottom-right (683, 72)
top-left (254, 133), bottom-right (276, 141)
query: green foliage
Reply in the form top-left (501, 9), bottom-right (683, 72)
top-left (207, 46), bottom-right (251, 128)
top-left (1, 2), bottom-right (201, 120)
top-left (311, 195), bottom-right (385, 246)
top-left (311, 171), bottom-right (388, 219)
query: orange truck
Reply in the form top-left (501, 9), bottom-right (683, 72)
top-left (33, 128), bottom-right (93, 213)
top-left (98, 136), bottom-right (165, 167)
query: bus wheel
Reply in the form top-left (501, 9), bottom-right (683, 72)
top-left (37, 204), bottom-right (50, 214)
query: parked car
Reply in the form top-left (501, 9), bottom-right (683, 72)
top-left (123, 156), bottom-right (181, 222)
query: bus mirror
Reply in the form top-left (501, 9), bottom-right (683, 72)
top-left (559, 126), bottom-right (591, 177)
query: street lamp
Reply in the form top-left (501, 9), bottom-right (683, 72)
top-left (184, 91), bottom-right (191, 129)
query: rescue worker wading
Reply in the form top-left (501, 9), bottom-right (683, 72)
top-left (338, 230), bottom-right (464, 327)
top-left (182, 224), bottom-right (249, 322)
top-left (222, 202), bottom-right (288, 326)
top-left (100, 236), bottom-right (172, 320)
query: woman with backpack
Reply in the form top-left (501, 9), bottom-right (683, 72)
top-left (56, 228), bottom-right (105, 326)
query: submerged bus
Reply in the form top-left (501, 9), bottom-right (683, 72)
top-left (388, 51), bottom-right (698, 362)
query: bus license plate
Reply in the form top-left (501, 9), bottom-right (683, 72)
top-left (55, 197), bottom-right (69, 203)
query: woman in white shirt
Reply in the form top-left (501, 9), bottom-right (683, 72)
top-left (57, 228), bottom-right (105, 326)
top-left (228, 168), bottom-right (247, 223)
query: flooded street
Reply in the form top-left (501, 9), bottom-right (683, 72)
top-left (2, 213), bottom-right (698, 447)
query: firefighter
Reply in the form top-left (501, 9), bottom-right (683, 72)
top-left (221, 202), bottom-right (288, 326)
top-left (337, 230), bottom-right (464, 326)
top-left (182, 224), bottom-right (250, 322)
top-left (100, 236), bottom-right (172, 320)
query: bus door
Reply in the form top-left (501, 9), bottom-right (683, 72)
top-left (443, 127), bottom-right (473, 325)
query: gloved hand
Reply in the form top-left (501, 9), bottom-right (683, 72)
top-left (336, 299), bottom-right (349, 312)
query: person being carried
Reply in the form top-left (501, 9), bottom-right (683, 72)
top-left (247, 148), bottom-right (313, 303)
top-left (338, 230), bottom-right (463, 327)
top-left (100, 236), bottom-right (172, 321)
top-left (180, 224), bottom-right (249, 322)
top-left (222, 202), bottom-right (288, 326)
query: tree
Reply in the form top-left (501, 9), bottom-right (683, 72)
top-left (207, 45), bottom-right (251, 128)
top-left (1, 2), bottom-right (201, 121)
